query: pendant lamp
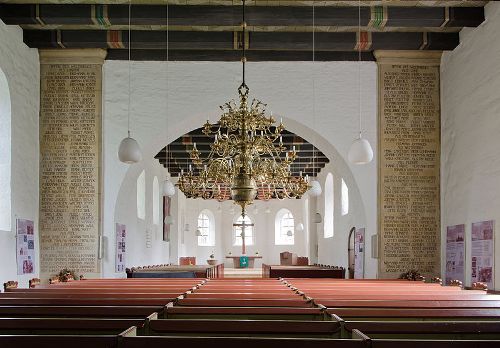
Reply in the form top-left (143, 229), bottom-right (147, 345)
top-left (308, 180), bottom-right (322, 197)
top-left (314, 212), bottom-right (323, 224)
top-left (164, 215), bottom-right (174, 225)
top-left (348, 0), bottom-right (373, 165)
top-left (295, 223), bottom-right (304, 232)
top-left (118, 0), bottom-right (142, 164)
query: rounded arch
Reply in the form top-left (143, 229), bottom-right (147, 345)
top-left (324, 172), bottom-right (334, 238)
top-left (275, 208), bottom-right (294, 245)
top-left (0, 68), bottom-right (11, 231)
top-left (197, 208), bottom-right (215, 246)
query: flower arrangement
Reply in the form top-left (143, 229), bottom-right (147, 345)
top-left (57, 268), bottom-right (78, 282)
top-left (399, 269), bottom-right (425, 281)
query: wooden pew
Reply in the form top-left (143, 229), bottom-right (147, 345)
top-left (147, 318), bottom-right (342, 338)
top-left (343, 320), bottom-right (500, 339)
top-left (0, 317), bottom-right (145, 335)
top-left (164, 302), bottom-right (327, 320)
top-left (176, 298), bottom-right (312, 308)
top-left (0, 306), bottom-right (161, 319)
top-left (118, 333), bottom-right (370, 348)
top-left (0, 335), bottom-right (118, 348)
top-left (327, 308), bottom-right (500, 321)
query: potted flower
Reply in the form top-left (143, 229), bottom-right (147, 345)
top-left (207, 251), bottom-right (217, 266)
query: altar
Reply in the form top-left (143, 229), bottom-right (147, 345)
top-left (226, 255), bottom-right (262, 269)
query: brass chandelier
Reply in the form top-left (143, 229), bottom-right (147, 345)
top-left (176, 0), bottom-right (309, 216)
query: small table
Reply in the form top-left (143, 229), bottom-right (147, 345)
top-left (226, 255), bottom-right (262, 268)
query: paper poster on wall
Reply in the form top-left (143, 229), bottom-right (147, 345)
top-left (445, 224), bottom-right (465, 285)
top-left (16, 219), bottom-right (36, 275)
top-left (163, 196), bottom-right (171, 241)
top-left (354, 228), bottom-right (365, 279)
top-left (115, 223), bottom-right (126, 273)
top-left (471, 220), bottom-right (494, 289)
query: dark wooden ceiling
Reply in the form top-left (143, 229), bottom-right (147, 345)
top-left (0, 0), bottom-right (487, 61)
top-left (155, 127), bottom-right (329, 178)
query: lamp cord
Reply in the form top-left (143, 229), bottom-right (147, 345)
top-left (242, 0), bottom-right (246, 86)
top-left (312, 1), bottom-right (316, 178)
top-left (358, 0), bottom-right (362, 139)
top-left (127, 0), bottom-right (131, 136)
top-left (166, 2), bottom-right (169, 175)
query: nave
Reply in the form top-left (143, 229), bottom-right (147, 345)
top-left (1, 278), bottom-right (500, 347)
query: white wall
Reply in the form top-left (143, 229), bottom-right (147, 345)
top-left (103, 60), bottom-right (377, 276)
top-left (441, 2), bottom-right (500, 289)
top-left (0, 20), bottom-right (39, 287)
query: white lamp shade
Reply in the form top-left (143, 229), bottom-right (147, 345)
top-left (195, 229), bottom-right (202, 236)
top-left (118, 136), bottom-right (142, 163)
top-left (314, 212), bottom-right (322, 223)
top-left (164, 215), bottom-right (174, 225)
top-left (162, 179), bottom-right (176, 197)
top-left (308, 180), bottom-right (322, 197)
top-left (348, 137), bottom-right (374, 165)
top-left (295, 223), bottom-right (304, 232)
top-left (286, 230), bottom-right (293, 237)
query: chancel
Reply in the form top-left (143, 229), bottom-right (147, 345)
top-left (1, 0), bottom-right (500, 346)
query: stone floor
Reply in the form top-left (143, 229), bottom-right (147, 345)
top-left (223, 267), bottom-right (263, 278)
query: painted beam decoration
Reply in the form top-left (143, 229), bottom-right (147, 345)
top-left (0, 3), bottom-right (485, 61)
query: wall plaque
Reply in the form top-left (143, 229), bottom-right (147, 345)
top-left (39, 50), bottom-right (106, 279)
top-left (375, 51), bottom-right (441, 278)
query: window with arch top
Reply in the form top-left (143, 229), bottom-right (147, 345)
top-left (197, 209), bottom-right (215, 246)
top-left (275, 208), bottom-right (295, 245)
top-left (324, 172), bottom-right (334, 238)
top-left (233, 215), bottom-right (254, 246)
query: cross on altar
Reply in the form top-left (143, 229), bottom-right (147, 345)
top-left (233, 218), bottom-right (254, 255)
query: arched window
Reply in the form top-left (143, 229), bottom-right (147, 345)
top-left (275, 209), bottom-right (294, 245)
top-left (233, 215), bottom-right (254, 246)
top-left (341, 178), bottom-right (349, 216)
top-left (0, 68), bottom-right (11, 231)
top-left (153, 176), bottom-right (159, 224)
top-left (137, 170), bottom-right (146, 220)
top-left (197, 209), bottom-right (215, 246)
top-left (324, 173), bottom-right (334, 238)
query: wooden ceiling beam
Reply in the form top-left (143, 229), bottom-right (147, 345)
top-left (1, 4), bottom-right (484, 28)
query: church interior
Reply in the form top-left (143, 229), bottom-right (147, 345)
top-left (1, 0), bottom-right (500, 346)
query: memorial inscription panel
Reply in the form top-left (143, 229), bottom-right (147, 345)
top-left (378, 61), bottom-right (440, 278)
top-left (39, 61), bottom-right (101, 277)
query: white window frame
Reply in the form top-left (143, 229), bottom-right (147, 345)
top-left (197, 209), bottom-right (215, 247)
top-left (275, 209), bottom-right (295, 245)
top-left (341, 178), bottom-right (349, 216)
top-left (324, 172), bottom-right (334, 238)
top-left (137, 170), bottom-right (146, 220)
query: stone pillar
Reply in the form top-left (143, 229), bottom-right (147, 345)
top-left (375, 51), bottom-right (442, 279)
top-left (39, 49), bottom-right (106, 280)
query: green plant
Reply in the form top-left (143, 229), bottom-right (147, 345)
top-left (399, 269), bottom-right (424, 281)
top-left (57, 268), bottom-right (78, 282)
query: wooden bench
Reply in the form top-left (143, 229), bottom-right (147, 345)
top-left (118, 333), bottom-right (370, 348)
top-left (0, 306), bottom-right (161, 319)
top-left (327, 308), bottom-right (500, 320)
top-left (165, 303), bottom-right (327, 320)
top-left (176, 298), bottom-right (312, 307)
top-left (343, 320), bottom-right (500, 339)
top-left (147, 319), bottom-right (341, 338)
